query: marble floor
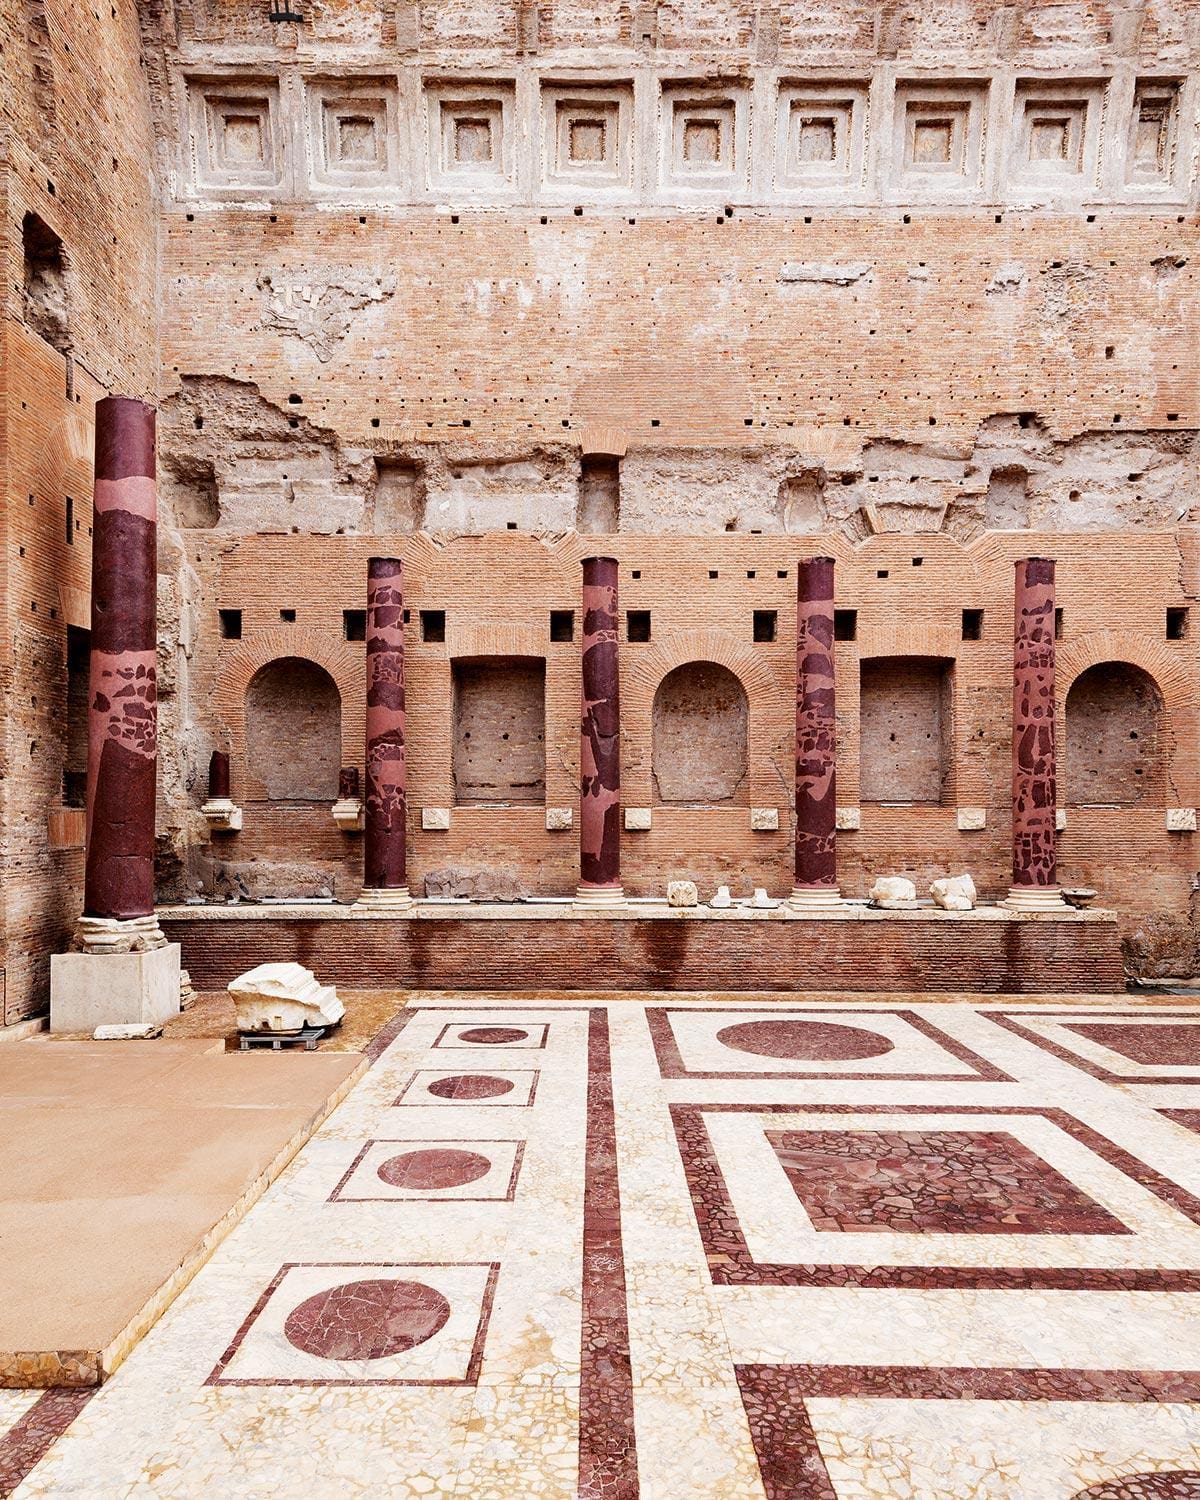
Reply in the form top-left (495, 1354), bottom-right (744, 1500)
top-left (5, 995), bottom-right (1200, 1498)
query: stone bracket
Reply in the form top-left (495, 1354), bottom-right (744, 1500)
top-left (332, 797), bottom-right (365, 833)
top-left (201, 798), bottom-right (243, 834)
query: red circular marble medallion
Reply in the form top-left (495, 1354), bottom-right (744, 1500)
top-left (426, 1073), bottom-right (515, 1100)
top-left (457, 1026), bottom-right (530, 1045)
top-left (1070, 1476), bottom-right (1200, 1499)
top-left (283, 1278), bottom-right (450, 1361)
top-left (715, 1019), bottom-right (895, 1061)
top-left (377, 1147), bottom-right (492, 1190)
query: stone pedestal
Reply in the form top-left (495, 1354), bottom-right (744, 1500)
top-left (50, 944), bottom-right (181, 1033)
top-left (577, 556), bottom-right (624, 905)
top-left (1004, 557), bottom-right (1066, 911)
top-left (358, 558), bottom-right (411, 907)
top-left (791, 555), bottom-right (843, 910)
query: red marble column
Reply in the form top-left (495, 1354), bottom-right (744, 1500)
top-left (1007, 557), bottom-right (1064, 909)
top-left (359, 557), bottom-right (411, 906)
top-left (791, 556), bottom-right (842, 908)
top-left (83, 397), bottom-right (160, 929)
top-left (577, 556), bottom-right (623, 903)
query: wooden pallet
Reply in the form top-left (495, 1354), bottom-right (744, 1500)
top-left (238, 1025), bottom-right (327, 1052)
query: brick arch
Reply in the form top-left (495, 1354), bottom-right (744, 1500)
top-left (213, 628), bottom-right (364, 801)
top-left (1056, 632), bottom-right (1190, 807)
top-left (1057, 632), bottom-right (1192, 716)
top-left (625, 629), bottom-right (790, 716)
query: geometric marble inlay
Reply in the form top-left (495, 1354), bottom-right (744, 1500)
top-left (717, 1019), bottom-right (895, 1061)
top-left (767, 1128), bottom-right (1131, 1234)
top-left (1067, 1024), bottom-right (1200, 1067)
top-left (283, 1278), bottom-right (450, 1360)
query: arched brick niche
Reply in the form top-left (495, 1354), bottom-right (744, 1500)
top-left (451, 655), bottom-right (547, 806)
top-left (1058, 631), bottom-right (1194, 807)
top-left (1065, 662), bottom-right (1167, 806)
top-left (859, 655), bottom-right (956, 806)
top-left (212, 628), bottom-right (363, 803)
top-left (652, 661), bottom-right (749, 806)
top-left (625, 629), bottom-right (790, 808)
top-left (244, 658), bottom-right (342, 803)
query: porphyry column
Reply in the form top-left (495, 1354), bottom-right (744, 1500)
top-left (577, 555), bottom-right (623, 905)
top-left (51, 396), bottom-right (180, 1032)
top-left (1005, 557), bottom-right (1065, 910)
top-left (790, 556), bottom-right (842, 909)
top-left (80, 396), bottom-right (165, 950)
top-left (358, 557), bottom-right (412, 907)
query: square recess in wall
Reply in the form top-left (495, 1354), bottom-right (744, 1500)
top-left (774, 83), bottom-right (868, 196)
top-left (306, 78), bottom-right (400, 191)
top-left (660, 82), bottom-right (749, 195)
top-left (187, 78), bottom-right (283, 193)
top-left (891, 81), bottom-right (987, 198)
top-left (425, 82), bottom-right (516, 194)
top-left (1009, 81), bottom-right (1104, 198)
top-left (540, 82), bottom-right (633, 195)
top-left (1126, 79), bottom-right (1182, 191)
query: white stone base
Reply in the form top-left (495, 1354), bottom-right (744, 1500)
top-left (789, 886), bottom-right (845, 911)
top-left (1003, 885), bottom-right (1069, 912)
top-left (50, 943), bottom-right (181, 1034)
top-left (574, 884), bottom-right (626, 908)
top-left (355, 886), bottom-right (414, 909)
top-left (76, 913), bottom-right (167, 954)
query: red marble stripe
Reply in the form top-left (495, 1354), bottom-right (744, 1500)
top-left (0, 1390), bottom-right (93, 1497)
top-left (578, 1007), bottom-right (638, 1497)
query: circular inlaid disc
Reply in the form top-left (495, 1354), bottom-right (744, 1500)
top-left (715, 1019), bottom-right (895, 1061)
top-left (377, 1147), bottom-right (492, 1190)
top-left (457, 1026), bottom-right (530, 1045)
top-left (426, 1073), bottom-right (516, 1100)
top-left (284, 1278), bottom-right (450, 1361)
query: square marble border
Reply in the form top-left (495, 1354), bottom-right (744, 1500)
top-left (647, 1006), bottom-right (1011, 1081)
top-left (673, 1102), bottom-right (1200, 1290)
top-left (431, 1020), bottom-right (550, 1051)
top-left (207, 1261), bottom-right (499, 1387)
top-left (989, 1009), bottom-right (1200, 1084)
top-left (328, 1138), bottom-right (525, 1202)
top-left (392, 1069), bottom-right (541, 1108)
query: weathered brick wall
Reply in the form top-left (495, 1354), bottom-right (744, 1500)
top-left (1, 0), bottom-right (157, 1020)
top-left (3, 0), bottom-right (1200, 1019)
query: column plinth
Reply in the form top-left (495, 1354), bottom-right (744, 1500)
top-left (358, 558), bottom-right (411, 908)
top-left (1004, 556), bottom-right (1066, 911)
top-left (791, 555), bottom-right (842, 911)
top-left (577, 556), bottom-right (623, 905)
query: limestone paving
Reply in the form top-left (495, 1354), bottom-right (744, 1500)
top-left (8, 994), bottom-right (1200, 1497)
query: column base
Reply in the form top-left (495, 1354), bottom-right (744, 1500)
top-left (51, 942), bottom-right (181, 1033)
top-left (1002, 885), bottom-right (1068, 912)
top-left (75, 913), bottom-right (167, 954)
top-left (356, 886), bottom-right (414, 910)
top-left (789, 886), bottom-right (845, 911)
top-left (574, 884), bottom-right (626, 909)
